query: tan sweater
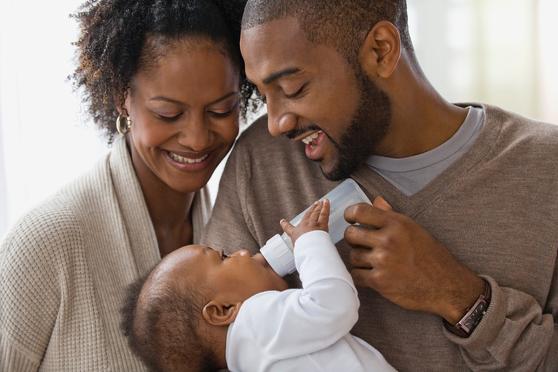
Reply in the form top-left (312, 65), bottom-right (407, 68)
top-left (0, 138), bottom-right (211, 371)
top-left (203, 105), bottom-right (558, 371)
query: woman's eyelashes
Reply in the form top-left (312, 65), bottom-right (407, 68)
top-left (156, 112), bottom-right (182, 122)
top-left (152, 102), bottom-right (239, 122)
top-left (208, 101), bottom-right (239, 118)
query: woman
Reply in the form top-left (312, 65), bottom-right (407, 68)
top-left (0, 0), bottom-right (257, 370)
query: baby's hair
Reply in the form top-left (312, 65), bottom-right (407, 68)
top-left (121, 272), bottom-right (217, 372)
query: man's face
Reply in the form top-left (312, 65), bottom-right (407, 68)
top-left (241, 17), bottom-right (391, 180)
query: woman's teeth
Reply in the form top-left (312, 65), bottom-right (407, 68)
top-left (168, 152), bottom-right (209, 164)
top-left (302, 131), bottom-right (322, 145)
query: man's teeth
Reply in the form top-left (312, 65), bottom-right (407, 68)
top-left (302, 131), bottom-right (321, 145)
top-left (168, 152), bottom-right (209, 164)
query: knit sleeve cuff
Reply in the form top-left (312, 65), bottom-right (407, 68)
top-left (0, 332), bottom-right (41, 372)
top-left (442, 275), bottom-right (507, 349)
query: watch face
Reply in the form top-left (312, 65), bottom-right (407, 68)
top-left (460, 299), bottom-right (488, 334)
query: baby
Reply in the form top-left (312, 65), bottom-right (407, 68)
top-left (121, 199), bottom-right (396, 372)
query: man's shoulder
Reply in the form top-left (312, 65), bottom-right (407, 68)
top-left (481, 104), bottom-right (558, 175)
top-left (485, 104), bottom-right (558, 145)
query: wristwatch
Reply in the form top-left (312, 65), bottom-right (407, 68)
top-left (444, 279), bottom-right (491, 338)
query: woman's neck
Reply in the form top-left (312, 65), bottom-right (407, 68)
top-left (127, 140), bottom-right (196, 255)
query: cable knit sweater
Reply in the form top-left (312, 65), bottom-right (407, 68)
top-left (0, 137), bottom-right (211, 371)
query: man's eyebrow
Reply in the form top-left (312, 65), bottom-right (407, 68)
top-left (262, 67), bottom-right (301, 85)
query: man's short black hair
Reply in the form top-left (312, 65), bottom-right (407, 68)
top-left (242, 0), bottom-right (413, 61)
top-left (121, 273), bottom-right (217, 372)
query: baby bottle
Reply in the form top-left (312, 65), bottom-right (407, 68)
top-left (260, 178), bottom-right (371, 276)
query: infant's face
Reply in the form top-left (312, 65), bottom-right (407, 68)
top-left (171, 245), bottom-right (288, 303)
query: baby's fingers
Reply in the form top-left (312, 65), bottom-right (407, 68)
top-left (301, 201), bottom-right (319, 222)
top-left (317, 199), bottom-right (330, 229)
top-left (307, 200), bottom-right (324, 223)
top-left (280, 219), bottom-right (295, 237)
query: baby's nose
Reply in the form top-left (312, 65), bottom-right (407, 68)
top-left (231, 249), bottom-right (250, 257)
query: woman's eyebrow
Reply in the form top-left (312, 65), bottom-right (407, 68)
top-left (148, 91), bottom-right (239, 106)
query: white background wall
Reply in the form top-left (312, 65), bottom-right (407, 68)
top-left (1, 0), bottom-right (557, 238)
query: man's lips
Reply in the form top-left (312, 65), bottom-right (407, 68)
top-left (301, 131), bottom-right (322, 145)
top-left (304, 131), bottom-right (327, 160)
top-left (286, 125), bottom-right (322, 140)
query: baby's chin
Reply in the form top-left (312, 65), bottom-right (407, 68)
top-left (271, 274), bottom-right (290, 292)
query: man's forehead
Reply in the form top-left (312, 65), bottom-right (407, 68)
top-left (240, 17), bottom-right (315, 81)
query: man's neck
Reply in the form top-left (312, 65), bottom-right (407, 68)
top-left (374, 55), bottom-right (468, 158)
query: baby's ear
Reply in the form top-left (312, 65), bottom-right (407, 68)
top-left (202, 300), bottom-right (241, 326)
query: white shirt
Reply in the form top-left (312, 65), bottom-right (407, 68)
top-left (226, 230), bottom-right (397, 372)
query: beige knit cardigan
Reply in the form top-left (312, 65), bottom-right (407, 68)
top-left (0, 137), bottom-right (211, 371)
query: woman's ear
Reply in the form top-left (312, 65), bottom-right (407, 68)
top-left (359, 20), bottom-right (401, 79)
top-left (115, 89), bottom-right (131, 116)
top-left (202, 300), bottom-right (242, 326)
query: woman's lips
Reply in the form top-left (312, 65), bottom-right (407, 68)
top-left (163, 149), bottom-right (213, 172)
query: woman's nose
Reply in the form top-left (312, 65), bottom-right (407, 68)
top-left (177, 114), bottom-right (212, 151)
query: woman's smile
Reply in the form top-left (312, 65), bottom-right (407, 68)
top-left (163, 148), bottom-right (213, 172)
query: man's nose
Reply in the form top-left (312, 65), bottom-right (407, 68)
top-left (267, 109), bottom-right (297, 137)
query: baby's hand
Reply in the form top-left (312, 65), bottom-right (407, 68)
top-left (280, 199), bottom-right (330, 245)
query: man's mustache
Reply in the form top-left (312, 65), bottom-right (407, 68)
top-left (285, 124), bottom-right (322, 139)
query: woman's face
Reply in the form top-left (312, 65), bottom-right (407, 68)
top-left (124, 37), bottom-right (240, 194)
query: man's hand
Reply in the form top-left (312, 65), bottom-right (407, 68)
top-left (281, 199), bottom-right (330, 246)
top-left (344, 196), bottom-right (485, 324)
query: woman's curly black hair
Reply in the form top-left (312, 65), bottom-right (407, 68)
top-left (71, 0), bottom-right (260, 143)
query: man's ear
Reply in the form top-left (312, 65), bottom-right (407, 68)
top-left (201, 300), bottom-right (242, 326)
top-left (358, 20), bottom-right (401, 79)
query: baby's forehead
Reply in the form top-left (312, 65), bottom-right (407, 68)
top-left (148, 245), bottom-right (203, 280)
top-left (179, 244), bottom-right (219, 264)
top-left (145, 245), bottom-right (212, 293)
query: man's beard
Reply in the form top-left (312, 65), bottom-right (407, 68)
top-left (323, 68), bottom-right (391, 181)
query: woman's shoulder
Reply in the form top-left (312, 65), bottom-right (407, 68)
top-left (1, 194), bottom-right (84, 268)
top-left (1, 154), bottom-right (113, 261)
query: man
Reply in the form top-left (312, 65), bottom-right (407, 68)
top-left (202, 1), bottom-right (558, 370)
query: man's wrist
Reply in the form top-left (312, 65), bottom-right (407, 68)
top-left (441, 275), bottom-right (486, 324)
top-left (443, 278), bottom-right (491, 337)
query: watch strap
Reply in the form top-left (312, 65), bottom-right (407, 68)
top-left (444, 279), bottom-right (491, 338)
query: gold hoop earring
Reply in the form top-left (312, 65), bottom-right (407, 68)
top-left (116, 115), bottom-right (132, 135)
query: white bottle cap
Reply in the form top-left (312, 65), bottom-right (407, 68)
top-left (260, 234), bottom-right (296, 277)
